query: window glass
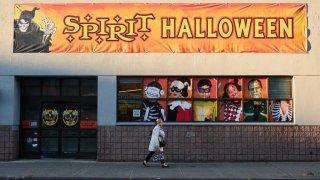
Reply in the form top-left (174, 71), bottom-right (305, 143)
top-left (41, 130), bottom-right (58, 137)
top-left (22, 130), bottom-right (39, 153)
top-left (22, 104), bottom-right (40, 128)
top-left (42, 79), bottom-right (60, 96)
top-left (81, 79), bottom-right (97, 96)
top-left (62, 129), bottom-right (78, 136)
top-left (23, 105), bottom-right (39, 120)
top-left (80, 106), bottom-right (97, 129)
top-left (243, 78), bottom-right (267, 99)
top-left (218, 78), bottom-right (243, 99)
top-left (22, 129), bottom-right (39, 137)
top-left (268, 100), bottom-right (293, 122)
top-left (243, 100), bottom-right (267, 122)
top-left (80, 130), bottom-right (97, 136)
top-left (167, 100), bottom-right (192, 122)
top-left (24, 137), bottom-right (39, 152)
top-left (218, 100), bottom-right (243, 122)
top-left (168, 77), bottom-right (192, 98)
top-left (23, 79), bottom-right (41, 96)
top-left (41, 137), bottom-right (58, 152)
top-left (118, 77), bottom-right (142, 99)
top-left (61, 138), bottom-right (78, 152)
top-left (193, 100), bottom-right (217, 122)
top-left (143, 77), bottom-right (167, 99)
top-left (81, 106), bottom-right (97, 120)
top-left (268, 77), bottom-right (292, 99)
top-left (142, 100), bottom-right (166, 122)
top-left (118, 100), bottom-right (142, 122)
top-left (193, 77), bottom-right (217, 99)
top-left (117, 77), bottom-right (292, 123)
top-left (80, 138), bottom-right (97, 152)
top-left (62, 79), bottom-right (79, 96)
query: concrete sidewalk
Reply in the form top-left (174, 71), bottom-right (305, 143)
top-left (0, 160), bottom-right (319, 179)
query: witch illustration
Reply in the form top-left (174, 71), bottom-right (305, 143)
top-left (14, 7), bottom-right (56, 52)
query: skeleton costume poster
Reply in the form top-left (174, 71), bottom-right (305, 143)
top-left (14, 3), bottom-right (306, 53)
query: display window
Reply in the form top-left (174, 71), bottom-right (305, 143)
top-left (118, 100), bottom-right (142, 122)
top-left (143, 77), bottom-right (167, 99)
top-left (193, 77), bottom-right (217, 99)
top-left (168, 77), bottom-right (193, 99)
top-left (243, 100), bottom-right (268, 122)
top-left (62, 79), bottom-right (80, 96)
top-left (167, 100), bottom-right (192, 122)
top-left (142, 100), bottom-right (167, 122)
top-left (218, 100), bottom-right (243, 122)
top-left (117, 76), bottom-right (293, 123)
top-left (118, 77), bottom-right (142, 99)
top-left (193, 100), bottom-right (217, 122)
top-left (243, 78), bottom-right (268, 99)
top-left (218, 78), bottom-right (243, 99)
top-left (80, 106), bottom-right (97, 129)
top-left (268, 100), bottom-right (293, 122)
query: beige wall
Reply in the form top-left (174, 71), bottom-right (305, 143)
top-left (0, 0), bottom-right (319, 125)
top-left (294, 76), bottom-right (320, 125)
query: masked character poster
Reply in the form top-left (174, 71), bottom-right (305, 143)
top-left (167, 77), bottom-right (192, 122)
top-left (192, 78), bottom-right (217, 122)
top-left (142, 78), bottom-right (167, 122)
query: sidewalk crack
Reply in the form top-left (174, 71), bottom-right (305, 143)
top-left (129, 164), bottom-right (136, 179)
top-left (264, 162), bottom-right (293, 178)
top-left (72, 163), bottom-right (95, 177)
top-left (179, 166), bottom-right (184, 178)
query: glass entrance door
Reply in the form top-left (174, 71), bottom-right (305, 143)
top-left (41, 103), bottom-right (80, 158)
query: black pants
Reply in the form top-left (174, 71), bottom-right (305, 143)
top-left (144, 151), bottom-right (165, 164)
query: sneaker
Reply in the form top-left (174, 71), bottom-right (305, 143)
top-left (161, 163), bottom-right (169, 168)
top-left (143, 161), bottom-right (149, 167)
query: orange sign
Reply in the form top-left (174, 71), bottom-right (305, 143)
top-left (14, 3), bottom-right (306, 53)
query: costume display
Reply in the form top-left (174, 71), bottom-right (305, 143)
top-left (243, 100), bottom-right (267, 122)
top-left (142, 100), bottom-right (165, 122)
top-left (168, 101), bottom-right (192, 122)
top-left (270, 101), bottom-right (293, 122)
top-left (223, 101), bottom-right (242, 122)
top-left (193, 101), bottom-right (217, 122)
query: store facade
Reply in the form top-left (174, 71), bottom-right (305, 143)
top-left (0, 0), bottom-right (320, 161)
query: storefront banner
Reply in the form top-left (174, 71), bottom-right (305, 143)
top-left (14, 3), bottom-right (306, 53)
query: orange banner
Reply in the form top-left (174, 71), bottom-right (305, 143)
top-left (14, 3), bottom-right (306, 53)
